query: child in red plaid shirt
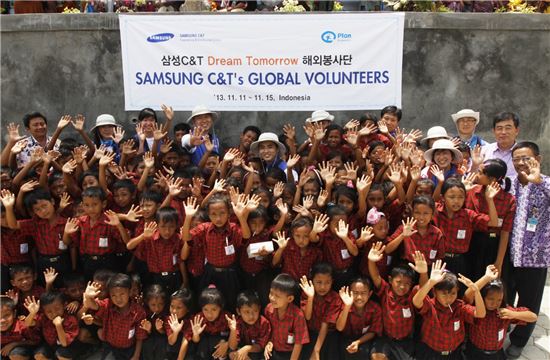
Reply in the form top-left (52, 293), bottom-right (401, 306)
top-left (413, 260), bottom-right (486, 360)
top-left (139, 285), bottom-right (168, 360)
top-left (227, 290), bottom-right (271, 360)
top-left (6, 265), bottom-right (45, 317)
top-left (0, 296), bottom-right (40, 359)
top-left (299, 263), bottom-right (342, 360)
top-left (463, 266), bottom-right (537, 360)
top-left (264, 274), bottom-right (309, 360)
top-left (164, 288), bottom-right (193, 360)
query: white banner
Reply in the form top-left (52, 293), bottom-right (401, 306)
top-left (119, 13), bottom-right (404, 111)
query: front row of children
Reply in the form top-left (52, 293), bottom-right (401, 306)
top-left (1, 245), bottom-right (537, 360)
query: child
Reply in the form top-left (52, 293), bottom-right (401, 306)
top-left (165, 288), bottom-right (193, 360)
top-left (299, 263), bottom-right (342, 360)
top-left (412, 261), bottom-right (485, 360)
top-left (336, 277), bottom-right (382, 359)
top-left (358, 208), bottom-right (388, 279)
top-left (82, 273), bottom-right (148, 360)
top-left (63, 187), bottom-right (129, 279)
top-left (0, 296), bottom-right (39, 359)
top-left (140, 284), bottom-right (168, 360)
top-left (24, 291), bottom-right (84, 359)
top-left (7, 265), bottom-right (45, 317)
top-left (186, 286), bottom-right (231, 360)
top-left (463, 265), bottom-right (537, 360)
top-left (182, 194), bottom-right (252, 312)
top-left (264, 274), bottom-right (309, 360)
top-left (271, 216), bottom-right (326, 281)
top-left (227, 290), bottom-right (272, 360)
top-left (385, 195), bottom-right (445, 267)
top-left (126, 207), bottom-right (184, 295)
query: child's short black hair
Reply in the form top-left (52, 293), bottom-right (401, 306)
top-left (174, 123), bottom-right (191, 134)
top-left (156, 206), bottom-right (179, 225)
top-left (63, 273), bottom-right (86, 288)
top-left (93, 269), bottom-right (116, 284)
top-left (412, 195), bottom-right (435, 212)
top-left (333, 185), bottom-right (358, 207)
top-left (310, 262), bottom-right (334, 279)
top-left (144, 284), bottom-right (167, 304)
top-left (112, 179), bottom-right (136, 194)
top-left (481, 279), bottom-right (507, 307)
top-left (47, 171), bottom-right (64, 187)
top-left (326, 204), bottom-right (347, 219)
top-left (381, 105), bottom-right (402, 121)
top-left (0, 296), bottom-right (16, 312)
top-left (140, 190), bottom-right (163, 204)
top-left (264, 167), bottom-right (286, 183)
top-left (81, 186), bottom-right (106, 201)
top-left (434, 272), bottom-right (459, 292)
top-left (171, 288), bottom-right (194, 310)
top-left (79, 170), bottom-right (99, 187)
top-left (24, 187), bottom-right (53, 211)
top-left (40, 291), bottom-right (65, 306)
top-left (236, 290), bottom-right (261, 309)
top-left (107, 273), bottom-right (132, 291)
top-left (198, 287), bottom-right (224, 309)
top-left (290, 217), bottom-right (313, 233)
top-left (242, 125), bottom-right (261, 138)
top-left (270, 274), bottom-right (297, 297)
top-left (248, 205), bottom-right (269, 223)
top-left (138, 108), bottom-right (158, 122)
top-left (350, 277), bottom-right (373, 291)
top-left (389, 265), bottom-right (415, 281)
top-left (417, 178), bottom-right (435, 191)
top-left (9, 264), bottom-right (34, 279)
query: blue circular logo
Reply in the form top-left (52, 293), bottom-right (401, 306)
top-left (321, 31), bottom-right (337, 44)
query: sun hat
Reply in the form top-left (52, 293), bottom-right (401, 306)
top-left (249, 132), bottom-right (286, 158)
top-left (305, 110), bottom-right (334, 123)
top-left (451, 109), bottom-right (480, 125)
top-left (423, 139), bottom-right (463, 164)
top-left (91, 114), bottom-right (119, 131)
top-left (187, 105), bottom-right (218, 124)
top-left (422, 126), bottom-right (450, 142)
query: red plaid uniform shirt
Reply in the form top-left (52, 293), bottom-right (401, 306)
top-left (137, 231), bottom-right (182, 273)
top-left (340, 300), bottom-right (382, 338)
top-left (95, 299), bottom-right (148, 348)
top-left (0, 227), bottom-right (32, 265)
top-left (469, 307), bottom-right (528, 351)
top-left (169, 199), bottom-right (185, 227)
top-left (418, 296), bottom-right (476, 352)
top-left (376, 279), bottom-right (418, 339)
top-left (433, 203), bottom-right (489, 253)
top-left (465, 185), bottom-right (516, 235)
top-left (73, 214), bottom-right (123, 255)
top-left (383, 200), bottom-right (406, 234)
top-left (186, 238), bottom-right (206, 277)
top-left (131, 219), bottom-right (146, 260)
top-left (190, 222), bottom-right (242, 268)
top-left (236, 315), bottom-right (272, 348)
top-left (264, 303), bottom-right (309, 352)
top-left (280, 240), bottom-right (323, 281)
top-left (18, 217), bottom-right (68, 256)
top-left (239, 227), bottom-right (274, 274)
top-left (389, 224), bottom-right (445, 266)
top-left (184, 311), bottom-right (231, 340)
top-left (0, 319), bottom-right (39, 345)
top-left (319, 231), bottom-right (356, 271)
top-left (300, 291), bottom-right (341, 332)
top-left (35, 313), bottom-right (79, 346)
top-left (359, 238), bottom-right (390, 280)
top-left (348, 214), bottom-right (365, 238)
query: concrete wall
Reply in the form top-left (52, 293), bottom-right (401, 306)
top-left (2, 13), bottom-right (549, 169)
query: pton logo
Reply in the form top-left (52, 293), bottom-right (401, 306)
top-left (147, 33), bottom-right (174, 43)
top-left (321, 30), bottom-right (352, 43)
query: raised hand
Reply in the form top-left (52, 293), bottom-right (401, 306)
top-left (140, 319), bottom-right (152, 333)
top-left (388, 163), bottom-right (402, 184)
top-left (64, 217), bottom-right (80, 234)
top-left (43, 267), bottom-right (58, 285)
top-left (57, 115), bottom-right (72, 129)
top-left (65, 301), bottom-right (79, 314)
top-left (408, 251), bottom-right (428, 274)
top-left (273, 181), bottom-right (285, 198)
top-left (191, 315), bottom-right (206, 337)
top-left (485, 181), bottom-right (501, 199)
top-left (303, 123), bottom-right (314, 140)
top-left (286, 154), bottom-right (300, 168)
top-left (410, 150), bottom-right (424, 167)
top-left (299, 276), bottom-right (315, 298)
top-left (312, 214), bottom-right (329, 234)
top-left (143, 222), bottom-right (158, 239)
top-left (339, 286), bottom-right (354, 306)
top-left (93, 144), bottom-right (108, 160)
top-left (283, 124), bottom-right (296, 140)
top-left (292, 204), bottom-right (312, 219)
top-left (7, 123), bottom-right (22, 142)
top-left (430, 260), bottom-right (447, 283)
top-left (275, 198), bottom-right (288, 215)
top-left (302, 195), bottom-right (314, 210)
top-left (462, 172), bottom-right (477, 192)
top-left (368, 242), bottom-right (385, 262)
top-left (71, 114), bottom-right (86, 131)
top-left (401, 217), bottom-right (418, 237)
top-left (484, 264), bottom-right (499, 281)
top-left (24, 296), bottom-right (40, 314)
top-left (99, 151), bottom-right (116, 167)
top-left (10, 139), bottom-right (28, 154)
top-left (231, 196), bottom-right (248, 218)
top-left (135, 123), bottom-right (146, 141)
top-left (122, 139), bottom-right (136, 156)
top-left (84, 281), bottom-right (102, 300)
top-left (223, 148), bottom-right (240, 163)
top-left (125, 204), bottom-right (143, 223)
top-left (457, 273), bottom-right (477, 291)
top-left (344, 162), bottom-right (358, 181)
top-left (359, 122), bottom-right (378, 136)
top-left (335, 219), bottom-right (349, 239)
top-left (204, 135), bottom-right (214, 152)
top-left (168, 313), bottom-right (184, 333)
top-left (212, 178), bottom-right (226, 193)
top-left (160, 139), bottom-right (174, 154)
top-left (143, 151), bottom-right (155, 169)
top-left (104, 210), bottom-right (121, 226)
top-left (317, 189), bottom-right (329, 208)
top-left (345, 128), bottom-right (359, 147)
top-left (313, 122), bottom-right (326, 141)
top-left (357, 226), bottom-right (374, 248)
top-left (81, 313), bottom-right (94, 325)
top-left (167, 177), bottom-right (184, 197)
top-left (523, 158), bottom-right (542, 183)
top-left (430, 165), bottom-right (445, 183)
top-left (183, 197), bottom-right (199, 218)
top-left (153, 123), bottom-right (168, 141)
top-left (344, 119), bottom-right (360, 130)
top-left (5, 289), bottom-right (18, 304)
top-left (0, 189), bottom-right (15, 208)
top-left (20, 180), bottom-right (39, 193)
top-left (161, 104), bottom-right (174, 121)
top-left (378, 120), bottom-right (389, 134)
top-left (225, 313), bottom-right (237, 331)
top-left (30, 147), bottom-right (44, 163)
top-left (113, 127), bottom-right (125, 144)
top-left (410, 164), bottom-right (421, 181)
top-left (155, 318), bottom-right (164, 332)
top-left (356, 174), bottom-right (372, 193)
top-left (471, 145), bottom-right (484, 167)
top-left (189, 127), bottom-right (207, 147)
top-left (272, 231), bottom-right (289, 249)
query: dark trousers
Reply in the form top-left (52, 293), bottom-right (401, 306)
top-left (445, 254), bottom-right (468, 296)
top-left (415, 341), bottom-right (464, 360)
top-left (141, 333), bottom-right (168, 360)
top-left (101, 343), bottom-right (135, 360)
top-left (372, 336), bottom-right (415, 360)
top-left (464, 342), bottom-right (505, 360)
top-left (81, 253), bottom-right (117, 280)
top-left (200, 264), bottom-right (240, 312)
top-left (193, 334), bottom-right (226, 360)
top-left (36, 253), bottom-right (70, 287)
top-left (271, 350), bottom-right (292, 360)
top-left (240, 268), bottom-right (273, 309)
top-left (505, 265), bottom-right (547, 347)
top-left (467, 232), bottom-right (499, 281)
top-left (300, 330), bottom-right (340, 360)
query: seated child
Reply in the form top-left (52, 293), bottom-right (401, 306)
top-left (165, 288), bottom-right (193, 360)
top-left (0, 296), bottom-right (39, 359)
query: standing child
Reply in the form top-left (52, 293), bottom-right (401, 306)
top-left (264, 274), bottom-right (309, 360)
top-left (139, 284), bottom-right (168, 360)
top-left (165, 288), bottom-right (193, 360)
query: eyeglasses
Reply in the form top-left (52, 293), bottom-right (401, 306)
top-left (512, 156), bottom-right (532, 163)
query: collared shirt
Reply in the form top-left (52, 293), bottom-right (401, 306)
top-left (35, 313), bottom-right (79, 347)
top-left (469, 307), bottom-right (527, 351)
top-left (280, 240), bottom-right (323, 281)
top-left (319, 230), bottom-right (356, 271)
top-left (184, 311), bottom-right (231, 340)
top-left (19, 216), bottom-right (68, 256)
top-left (340, 300), bottom-right (382, 338)
top-left (461, 134), bottom-right (487, 150)
top-left (181, 133), bottom-right (221, 166)
top-left (509, 175), bottom-right (550, 267)
top-left (0, 227), bottom-right (32, 265)
top-left (481, 142), bottom-right (517, 178)
top-left (239, 227), bottom-right (274, 274)
top-left (465, 185), bottom-right (516, 235)
top-left (95, 299), bottom-right (148, 349)
top-left (137, 231), bottom-right (182, 273)
top-left (389, 224), bottom-right (445, 266)
top-left (264, 303), bottom-right (309, 352)
top-left (433, 203), bottom-right (489, 254)
top-left (376, 279), bottom-right (418, 340)
top-left (419, 297), bottom-right (476, 352)
top-left (15, 135), bottom-right (58, 169)
top-left (73, 214), bottom-right (123, 255)
top-left (300, 291), bottom-right (341, 332)
top-left (1, 319), bottom-right (38, 345)
top-left (190, 222), bottom-right (242, 268)
top-left (236, 315), bottom-right (272, 348)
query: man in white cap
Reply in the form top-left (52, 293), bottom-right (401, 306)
top-left (181, 105), bottom-right (221, 166)
top-left (451, 109), bottom-right (486, 149)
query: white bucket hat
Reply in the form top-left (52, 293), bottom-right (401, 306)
top-left (422, 126), bottom-right (450, 142)
top-left (451, 109), bottom-right (480, 126)
top-left (305, 110), bottom-right (334, 123)
top-left (249, 132), bottom-right (286, 158)
top-left (91, 114), bottom-right (119, 131)
top-left (424, 139), bottom-right (463, 164)
top-left (186, 105), bottom-right (218, 124)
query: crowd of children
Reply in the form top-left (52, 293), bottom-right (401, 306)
top-left (0, 104), bottom-right (546, 360)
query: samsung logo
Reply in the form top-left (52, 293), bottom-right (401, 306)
top-left (147, 33), bottom-right (174, 43)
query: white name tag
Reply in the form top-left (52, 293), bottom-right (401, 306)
top-left (362, 326), bottom-right (370, 334)
top-left (402, 307), bottom-right (412, 318)
top-left (128, 328), bottom-right (135, 339)
top-left (526, 218), bottom-right (538, 232)
top-left (456, 230), bottom-right (466, 240)
top-left (99, 237), bottom-right (109, 248)
top-left (341, 249), bottom-right (351, 260)
top-left (352, 229), bottom-right (359, 238)
top-left (20, 243), bottom-right (29, 254)
top-left (58, 240), bottom-right (67, 250)
top-left (225, 244), bottom-right (235, 256)
top-left (287, 334), bottom-right (294, 344)
top-left (453, 320), bottom-right (460, 331)
top-left (173, 254), bottom-right (178, 265)
top-left (429, 250), bottom-right (437, 260)
top-left (497, 218), bottom-right (503, 227)
top-left (386, 255), bottom-right (392, 265)
top-left (498, 328), bottom-right (504, 341)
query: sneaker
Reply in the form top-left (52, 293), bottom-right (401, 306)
top-left (505, 344), bottom-right (524, 359)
